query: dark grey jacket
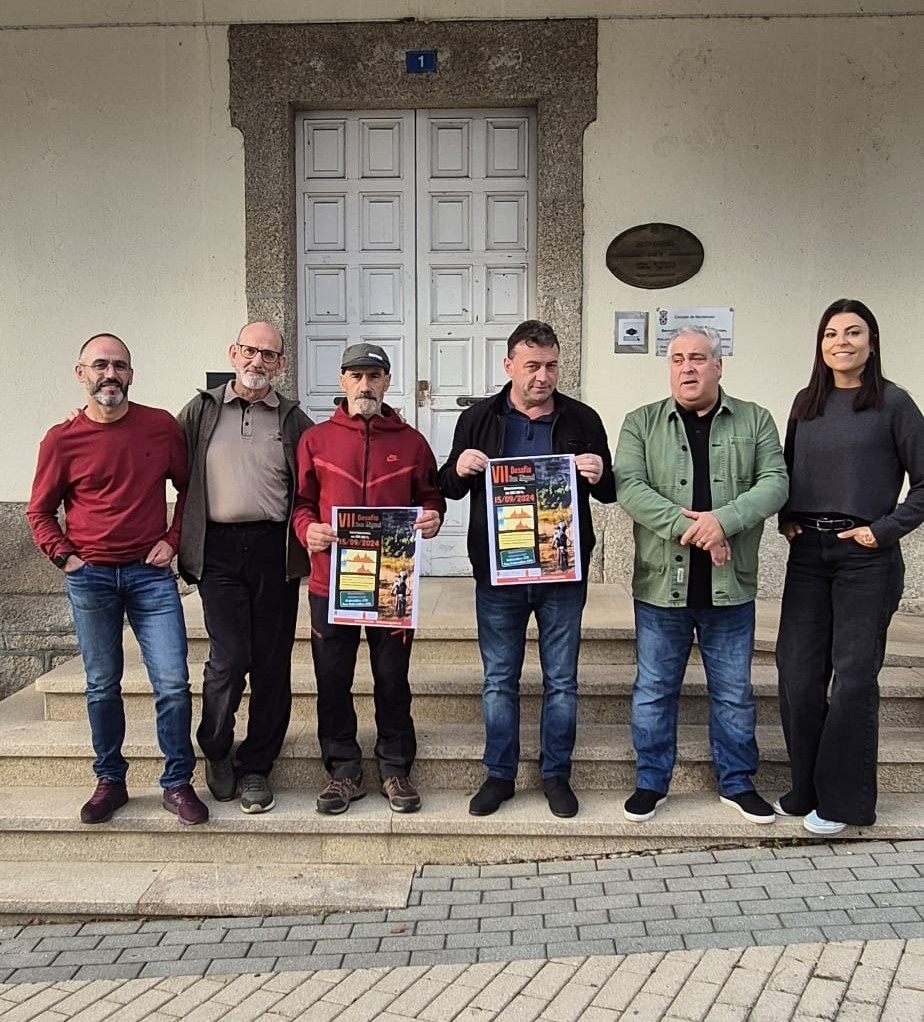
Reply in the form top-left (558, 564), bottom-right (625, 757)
top-left (176, 384), bottom-right (314, 583)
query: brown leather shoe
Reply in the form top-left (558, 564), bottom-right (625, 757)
top-left (80, 779), bottom-right (128, 824)
top-left (162, 784), bottom-right (209, 825)
top-left (381, 775), bottom-right (421, 813)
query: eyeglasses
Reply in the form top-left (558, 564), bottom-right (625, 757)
top-left (236, 343), bottom-right (282, 365)
top-left (79, 359), bottom-right (131, 373)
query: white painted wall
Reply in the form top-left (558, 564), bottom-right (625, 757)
top-left (3, 5), bottom-right (923, 501)
top-left (0, 24), bottom-right (245, 500)
top-left (583, 16), bottom-right (924, 435)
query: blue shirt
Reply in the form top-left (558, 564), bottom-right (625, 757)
top-left (502, 397), bottom-right (554, 458)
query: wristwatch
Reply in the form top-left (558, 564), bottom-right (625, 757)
top-left (52, 552), bottom-right (76, 569)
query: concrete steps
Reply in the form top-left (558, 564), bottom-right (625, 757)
top-left (2, 579), bottom-right (924, 919)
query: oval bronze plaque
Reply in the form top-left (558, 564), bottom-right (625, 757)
top-left (606, 223), bottom-right (704, 290)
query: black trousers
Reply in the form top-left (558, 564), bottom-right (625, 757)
top-left (196, 521), bottom-right (300, 776)
top-left (309, 592), bottom-right (416, 779)
top-left (775, 529), bottom-right (904, 825)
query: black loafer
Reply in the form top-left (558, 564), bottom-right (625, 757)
top-left (543, 777), bottom-right (578, 818)
top-left (468, 777), bottom-right (515, 816)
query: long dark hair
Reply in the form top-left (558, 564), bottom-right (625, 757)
top-left (792, 298), bottom-right (886, 421)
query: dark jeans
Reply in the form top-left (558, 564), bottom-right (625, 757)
top-left (309, 592), bottom-right (416, 778)
top-left (776, 530), bottom-right (904, 825)
top-left (196, 521), bottom-right (300, 777)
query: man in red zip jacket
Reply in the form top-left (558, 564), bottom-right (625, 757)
top-left (293, 344), bottom-right (445, 815)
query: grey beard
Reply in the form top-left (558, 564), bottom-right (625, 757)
top-left (240, 371), bottom-right (269, 390)
top-left (91, 386), bottom-right (127, 408)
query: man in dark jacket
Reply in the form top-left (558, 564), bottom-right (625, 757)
top-left (438, 320), bottom-right (616, 818)
top-left (177, 322), bottom-right (313, 814)
top-left (293, 343), bottom-right (445, 815)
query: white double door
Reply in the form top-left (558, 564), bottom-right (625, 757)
top-left (296, 108), bottom-right (537, 574)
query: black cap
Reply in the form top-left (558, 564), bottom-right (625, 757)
top-left (341, 343), bottom-right (391, 373)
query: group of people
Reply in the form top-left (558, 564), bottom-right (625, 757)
top-left (26, 302), bottom-right (924, 838)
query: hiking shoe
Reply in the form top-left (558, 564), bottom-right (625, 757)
top-left (240, 773), bottom-right (275, 814)
top-left (623, 788), bottom-right (667, 822)
top-left (381, 775), bottom-right (421, 813)
top-left (543, 776), bottom-right (578, 818)
top-left (720, 790), bottom-right (775, 824)
top-left (162, 784), bottom-right (209, 825)
top-left (80, 779), bottom-right (128, 824)
top-left (205, 755), bottom-right (237, 801)
top-left (468, 777), bottom-right (515, 816)
top-left (803, 809), bottom-right (847, 836)
top-left (316, 774), bottom-right (366, 815)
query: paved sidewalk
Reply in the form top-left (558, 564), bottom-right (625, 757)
top-left (0, 840), bottom-right (922, 1019)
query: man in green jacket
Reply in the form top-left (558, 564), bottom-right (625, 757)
top-left (614, 326), bottom-right (787, 825)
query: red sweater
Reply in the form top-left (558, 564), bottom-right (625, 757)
top-left (27, 403), bottom-right (188, 565)
top-left (293, 404), bottom-right (445, 597)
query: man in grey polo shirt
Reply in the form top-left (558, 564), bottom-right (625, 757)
top-left (178, 322), bottom-right (313, 813)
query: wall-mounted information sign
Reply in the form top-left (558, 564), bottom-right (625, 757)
top-left (606, 223), bottom-right (704, 289)
top-left (406, 50), bottom-right (437, 73)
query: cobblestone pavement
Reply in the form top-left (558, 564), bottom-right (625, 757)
top-left (0, 840), bottom-right (922, 1019)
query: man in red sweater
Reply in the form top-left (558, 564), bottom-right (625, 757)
top-left (293, 343), bottom-right (445, 815)
top-left (27, 333), bottom-right (207, 826)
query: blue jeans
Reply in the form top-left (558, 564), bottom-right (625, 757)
top-left (633, 600), bottom-right (758, 797)
top-left (65, 561), bottom-right (195, 789)
top-left (475, 580), bottom-right (587, 780)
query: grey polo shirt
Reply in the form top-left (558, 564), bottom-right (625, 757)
top-left (205, 383), bottom-right (290, 523)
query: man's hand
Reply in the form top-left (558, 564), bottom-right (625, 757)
top-left (144, 540), bottom-right (175, 567)
top-left (306, 522), bottom-right (337, 553)
top-left (64, 407), bottom-right (85, 423)
top-left (415, 509), bottom-right (442, 539)
top-left (780, 520), bottom-right (802, 542)
top-left (679, 509), bottom-right (727, 551)
top-left (709, 539), bottom-right (732, 566)
top-left (63, 554), bottom-right (86, 573)
top-left (455, 449), bottom-right (489, 478)
top-left (838, 525), bottom-right (879, 549)
top-left (574, 453), bottom-right (603, 485)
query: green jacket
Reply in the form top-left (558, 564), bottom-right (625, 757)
top-left (614, 390), bottom-right (788, 607)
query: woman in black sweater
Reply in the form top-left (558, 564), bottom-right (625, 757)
top-left (776, 298), bottom-right (924, 834)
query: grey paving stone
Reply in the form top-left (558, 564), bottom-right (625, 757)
top-left (54, 949), bottom-right (122, 966)
top-left (713, 915), bottom-right (775, 933)
top-left (161, 929), bottom-right (228, 945)
top-left (851, 866), bottom-right (919, 880)
top-left (0, 927), bottom-right (22, 940)
top-left (760, 881), bottom-right (835, 899)
top-left (538, 858), bottom-right (598, 875)
top-left (675, 902), bottom-right (743, 920)
top-left (483, 887), bottom-right (552, 904)
top-left (870, 852), bottom-right (924, 867)
top-left (835, 879), bottom-right (900, 895)
top-left (548, 938), bottom-right (618, 958)
top-left (287, 923), bottom-right (352, 940)
top-left (513, 897), bottom-right (578, 917)
top-left (691, 861), bottom-right (755, 877)
top-left (73, 962), bottom-right (144, 981)
top-left (411, 948), bottom-right (478, 965)
top-left (482, 863), bottom-right (540, 878)
top-left (655, 851), bottom-right (718, 866)
top-left (779, 910), bottom-right (852, 928)
top-left (607, 904), bottom-right (676, 923)
top-left (18, 923), bottom-right (83, 937)
top-left (205, 957), bottom-right (279, 976)
top-left (236, 939), bottom-right (315, 958)
top-left (7, 965), bottom-right (79, 982)
top-left (139, 919), bottom-right (205, 933)
top-left (639, 890), bottom-right (704, 907)
top-left (702, 887), bottom-right (770, 904)
top-left (387, 906), bottom-right (452, 923)
top-left (78, 920), bottom-right (144, 936)
top-left (342, 951), bottom-right (412, 970)
top-left (477, 945), bottom-right (544, 963)
top-left (849, 907), bottom-right (921, 924)
top-left (447, 931), bottom-right (512, 950)
top-left (804, 894), bottom-right (875, 911)
top-left (420, 889), bottom-right (483, 905)
top-left (538, 909), bottom-right (608, 929)
top-left (453, 876), bottom-right (510, 891)
top-left (451, 901), bottom-right (515, 920)
top-left (415, 918), bottom-right (479, 936)
top-left (263, 913), bottom-right (325, 926)
top-left (0, 969), bottom-right (11, 982)
top-left (894, 878), bottom-right (924, 892)
top-left (349, 922), bottom-right (412, 939)
top-left (221, 926), bottom-right (290, 943)
top-left (604, 878), bottom-right (667, 896)
top-left (712, 847), bottom-right (777, 861)
top-left (481, 914), bottom-right (562, 934)
top-left (578, 922), bottom-right (647, 941)
top-left (199, 915), bottom-right (265, 928)
top-left (0, 952), bottom-right (57, 968)
top-left (822, 924), bottom-right (899, 942)
top-left (613, 935), bottom-right (686, 954)
top-left (413, 877), bottom-right (454, 891)
top-left (313, 938), bottom-right (380, 955)
top-left (97, 932), bottom-right (164, 950)
top-left (631, 865), bottom-right (694, 881)
top-left (577, 893), bottom-right (640, 912)
top-left (139, 959), bottom-right (210, 978)
top-left (181, 942), bottom-right (252, 961)
top-left (891, 922), bottom-right (924, 938)
top-left (684, 931), bottom-right (756, 951)
top-left (752, 926), bottom-right (826, 945)
top-left (275, 953), bottom-right (344, 971)
top-left (646, 917), bottom-right (714, 936)
top-left (870, 892), bottom-right (924, 909)
top-left (421, 864), bottom-right (480, 877)
top-left (750, 858), bottom-right (817, 874)
top-left (512, 926), bottom-right (576, 945)
top-left (118, 944), bottom-right (185, 964)
top-left (34, 935), bottom-right (102, 952)
top-left (666, 876), bottom-right (732, 893)
top-left (378, 935), bottom-right (447, 952)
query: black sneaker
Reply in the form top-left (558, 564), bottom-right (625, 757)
top-left (205, 755), bottom-right (237, 802)
top-left (240, 773), bottom-right (275, 814)
top-left (720, 790), bottom-right (775, 824)
top-left (80, 779), bottom-right (128, 824)
top-left (381, 775), bottom-right (421, 813)
top-left (468, 777), bottom-right (515, 816)
top-left (543, 777), bottom-right (578, 818)
top-left (316, 774), bottom-right (366, 815)
top-left (623, 788), bottom-right (667, 822)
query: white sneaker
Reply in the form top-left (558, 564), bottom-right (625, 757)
top-left (803, 809), bottom-right (846, 835)
top-left (772, 799), bottom-right (799, 818)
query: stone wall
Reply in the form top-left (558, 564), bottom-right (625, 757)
top-left (0, 502), bottom-right (79, 700)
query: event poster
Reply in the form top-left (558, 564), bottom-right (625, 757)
top-left (485, 455), bottom-right (582, 585)
top-left (328, 506), bottom-right (422, 628)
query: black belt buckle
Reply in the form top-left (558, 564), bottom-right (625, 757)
top-left (802, 516), bottom-right (854, 532)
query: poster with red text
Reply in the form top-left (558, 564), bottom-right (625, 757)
top-left (328, 506), bottom-right (421, 628)
top-left (485, 455), bottom-right (581, 585)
